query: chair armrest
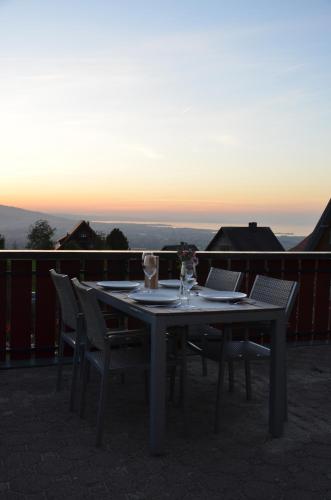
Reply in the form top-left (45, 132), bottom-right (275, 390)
top-left (105, 328), bottom-right (148, 346)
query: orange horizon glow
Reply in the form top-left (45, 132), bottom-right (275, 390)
top-left (1, 193), bottom-right (326, 217)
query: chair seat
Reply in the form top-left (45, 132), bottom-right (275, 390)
top-left (226, 340), bottom-right (270, 359)
top-left (203, 325), bottom-right (223, 340)
top-left (188, 324), bottom-right (223, 341)
top-left (201, 339), bottom-right (270, 362)
top-left (85, 347), bottom-right (150, 373)
top-left (62, 330), bottom-right (78, 348)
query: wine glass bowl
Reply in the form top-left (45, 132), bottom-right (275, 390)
top-left (142, 253), bottom-right (157, 292)
top-left (181, 261), bottom-right (196, 307)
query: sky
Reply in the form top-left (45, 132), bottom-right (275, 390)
top-left (0, 0), bottom-right (330, 233)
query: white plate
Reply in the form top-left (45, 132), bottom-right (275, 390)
top-left (97, 281), bottom-right (140, 290)
top-left (127, 291), bottom-right (179, 305)
top-left (199, 291), bottom-right (247, 302)
top-left (159, 279), bottom-right (197, 288)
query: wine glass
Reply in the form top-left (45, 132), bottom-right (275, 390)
top-left (184, 262), bottom-right (195, 305)
top-left (142, 253), bottom-right (157, 292)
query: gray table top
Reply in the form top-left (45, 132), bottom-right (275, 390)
top-left (85, 281), bottom-right (284, 317)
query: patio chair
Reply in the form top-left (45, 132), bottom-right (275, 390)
top-left (72, 278), bottom-right (150, 447)
top-left (196, 274), bottom-right (298, 432)
top-left (50, 269), bottom-right (85, 412)
top-left (205, 266), bottom-right (243, 292)
top-left (50, 269), bottom-right (124, 411)
top-left (187, 267), bottom-right (243, 375)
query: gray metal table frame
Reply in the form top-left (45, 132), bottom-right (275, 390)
top-left (87, 283), bottom-right (287, 455)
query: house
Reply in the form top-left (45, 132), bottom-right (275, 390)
top-left (291, 198), bottom-right (331, 251)
top-left (206, 222), bottom-right (284, 251)
top-left (55, 220), bottom-right (100, 250)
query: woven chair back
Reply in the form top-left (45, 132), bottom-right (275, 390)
top-left (50, 269), bottom-right (79, 330)
top-left (205, 267), bottom-right (243, 292)
top-left (250, 275), bottom-right (298, 319)
top-left (72, 278), bottom-right (108, 351)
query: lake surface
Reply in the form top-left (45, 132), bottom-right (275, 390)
top-left (92, 219), bottom-right (311, 236)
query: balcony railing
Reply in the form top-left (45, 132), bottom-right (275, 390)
top-left (0, 250), bottom-right (330, 367)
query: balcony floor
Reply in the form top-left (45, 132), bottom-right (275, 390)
top-left (1, 345), bottom-right (331, 499)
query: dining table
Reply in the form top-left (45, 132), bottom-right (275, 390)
top-left (85, 281), bottom-right (287, 455)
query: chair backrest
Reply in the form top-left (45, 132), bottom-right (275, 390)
top-left (205, 267), bottom-right (243, 292)
top-left (50, 269), bottom-right (79, 330)
top-left (250, 275), bottom-right (298, 319)
top-left (71, 278), bottom-right (108, 351)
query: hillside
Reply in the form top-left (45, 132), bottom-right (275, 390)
top-left (0, 204), bottom-right (215, 249)
top-left (0, 204), bottom-right (306, 250)
top-left (0, 204), bottom-right (78, 248)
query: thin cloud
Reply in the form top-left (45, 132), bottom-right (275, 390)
top-left (121, 144), bottom-right (164, 160)
top-left (214, 134), bottom-right (239, 147)
top-left (180, 106), bottom-right (193, 115)
top-left (21, 74), bottom-right (66, 81)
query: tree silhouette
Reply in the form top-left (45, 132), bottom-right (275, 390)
top-left (26, 219), bottom-right (56, 249)
top-left (105, 228), bottom-right (129, 250)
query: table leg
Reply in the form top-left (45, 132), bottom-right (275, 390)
top-left (149, 320), bottom-right (167, 455)
top-left (269, 313), bottom-right (287, 437)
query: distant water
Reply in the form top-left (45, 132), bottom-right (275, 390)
top-left (92, 219), bottom-right (310, 236)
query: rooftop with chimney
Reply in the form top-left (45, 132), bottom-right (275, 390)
top-left (206, 222), bottom-right (284, 251)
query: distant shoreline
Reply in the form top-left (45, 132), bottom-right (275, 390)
top-left (91, 219), bottom-right (308, 237)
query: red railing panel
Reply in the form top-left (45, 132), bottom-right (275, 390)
top-left (84, 259), bottom-right (105, 281)
top-left (128, 257), bottom-right (143, 281)
top-left (196, 256), bottom-right (210, 285)
top-left (106, 257), bottom-right (127, 280)
top-left (247, 258), bottom-right (267, 290)
top-left (210, 258), bottom-right (228, 270)
top-left (35, 260), bottom-right (57, 357)
top-left (296, 258), bottom-right (315, 340)
top-left (266, 258), bottom-right (283, 279)
top-left (283, 257), bottom-right (300, 339)
top-left (158, 255), bottom-right (170, 280)
top-left (167, 257), bottom-right (179, 281)
top-left (59, 260), bottom-right (81, 279)
top-left (314, 259), bottom-right (331, 339)
top-left (0, 260), bottom-right (7, 361)
top-left (10, 260), bottom-right (32, 360)
top-left (229, 258), bottom-right (248, 292)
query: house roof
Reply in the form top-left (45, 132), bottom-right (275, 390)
top-left (290, 198), bottom-right (331, 251)
top-left (206, 222), bottom-right (284, 251)
top-left (55, 220), bottom-right (96, 249)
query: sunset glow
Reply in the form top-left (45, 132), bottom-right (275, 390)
top-left (1, 0), bottom-right (330, 229)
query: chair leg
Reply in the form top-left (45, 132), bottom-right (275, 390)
top-left (69, 344), bottom-right (80, 412)
top-left (180, 327), bottom-right (189, 435)
top-left (144, 370), bottom-right (149, 404)
top-left (169, 365), bottom-right (176, 402)
top-left (96, 369), bottom-right (111, 447)
top-left (284, 361), bottom-right (288, 421)
top-left (79, 344), bottom-right (85, 380)
top-left (228, 361), bottom-right (235, 392)
top-left (214, 330), bottom-right (228, 434)
top-left (244, 360), bottom-right (252, 400)
top-left (56, 336), bottom-right (64, 392)
top-left (79, 359), bottom-right (90, 418)
top-left (202, 335), bottom-right (208, 376)
top-left (202, 354), bottom-right (208, 376)
top-left (168, 332), bottom-right (178, 403)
